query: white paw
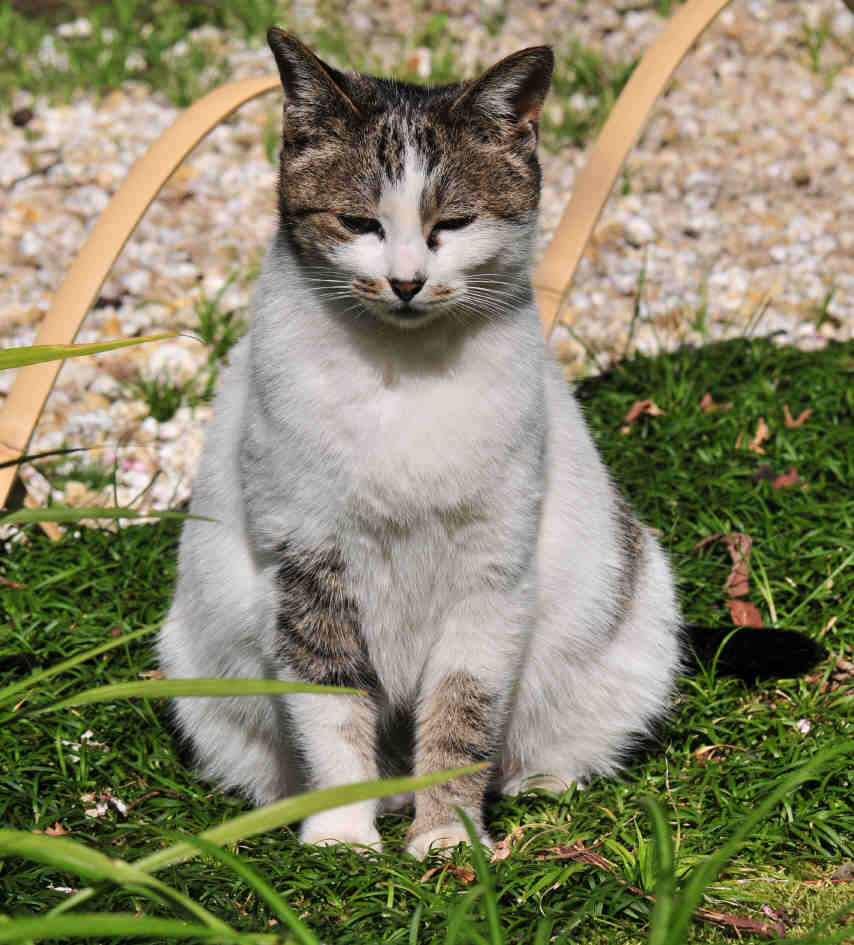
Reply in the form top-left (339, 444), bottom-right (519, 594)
top-left (405, 823), bottom-right (492, 860)
top-left (300, 807), bottom-right (382, 853)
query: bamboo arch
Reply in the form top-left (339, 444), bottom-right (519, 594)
top-left (0, 0), bottom-right (732, 510)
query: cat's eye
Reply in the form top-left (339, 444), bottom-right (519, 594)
top-left (427, 216), bottom-right (476, 249)
top-left (337, 215), bottom-right (384, 237)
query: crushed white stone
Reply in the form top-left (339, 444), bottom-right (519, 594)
top-left (1, 0), bottom-right (852, 517)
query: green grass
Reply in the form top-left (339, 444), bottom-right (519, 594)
top-left (1, 337), bottom-right (852, 943)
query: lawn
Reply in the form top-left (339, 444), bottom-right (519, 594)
top-left (1, 337), bottom-right (852, 943)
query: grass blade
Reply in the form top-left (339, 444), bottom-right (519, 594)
top-left (0, 624), bottom-right (159, 709)
top-left (53, 764), bottom-right (489, 917)
top-left (0, 333), bottom-right (179, 370)
top-left (457, 809), bottom-right (503, 945)
top-left (0, 831), bottom-right (233, 933)
top-left (667, 743), bottom-right (854, 942)
top-left (0, 506), bottom-right (212, 526)
top-left (0, 914), bottom-right (282, 943)
top-left (31, 677), bottom-right (365, 714)
top-left (165, 831), bottom-right (323, 945)
top-left (641, 797), bottom-right (676, 945)
top-left (138, 765), bottom-right (489, 873)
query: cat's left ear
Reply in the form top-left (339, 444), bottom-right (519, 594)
top-left (451, 46), bottom-right (553, 139)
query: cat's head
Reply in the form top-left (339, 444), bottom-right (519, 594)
top-left (268, 30), bottom-right (553, 330)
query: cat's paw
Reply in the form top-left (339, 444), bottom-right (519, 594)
top-left (405, 822), bottom-right (492, 860)
top-left (300, 810), bottom-right (383, 853)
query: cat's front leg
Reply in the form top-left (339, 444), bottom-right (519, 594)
top-left (274, 544), bottom-right (383, 851)
top-left (405, 589), bottom-right (532, 859)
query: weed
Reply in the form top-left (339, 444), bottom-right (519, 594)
top-left (542, 38), bottom-right (637, 150)
top-left (125, 371), bottom-right (193, 422)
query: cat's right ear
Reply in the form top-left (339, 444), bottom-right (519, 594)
top-left (267, 29), bottom-right (359, 118)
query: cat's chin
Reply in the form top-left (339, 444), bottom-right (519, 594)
top-left (368, 305), bottom-right (446, 332)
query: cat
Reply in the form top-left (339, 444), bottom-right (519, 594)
top-left (157, 30), bottom-right (823, 859)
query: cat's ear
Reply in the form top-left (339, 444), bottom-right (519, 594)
top-left (451, 46), bottom-right (553, 138)
top-left (267, 28), bottom-right (359, 118)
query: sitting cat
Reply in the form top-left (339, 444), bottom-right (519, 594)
top-left (157, 30), bottom-right (821, 858)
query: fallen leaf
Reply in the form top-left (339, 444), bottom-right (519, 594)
top-left (783, 404), bottom-right (812, 427)
top-left (818, 616), bottom-right (837, 639)
top-left (0, 576), bottom-right (26, 589)
top-left (723, 533), bottom-right (752, 598)
top-left (726, 600), bottom-right (763, 627)
top-left (700, 393), bottom-right (733, 412)
top-left (489, 826), bottom-right (524, 862)
top-left (621, 399), bottom-right (664, 434)
top-left (419, 863), bottom-right (476, 885)
top-left (747, 418), bottom-right (770, 454)
top-left (771, 467), bottom-right (799, 489)
top-left (695, 533), bottom-right (753, 597)
top-left (45, 822), bottom-right (67, 836)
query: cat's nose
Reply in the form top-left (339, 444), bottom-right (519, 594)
top-left (388, 278), bottom-right (425, 302)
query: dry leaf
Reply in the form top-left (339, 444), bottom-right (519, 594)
top-left (818, 616), bottom-right (837, 639)
top-left (622, 399), bottom-right (665, 434)
top-left (419, 863), bottom-right (476, 885)
top-left (624, 399), bottom-right (664, 423)
top-left (726, 600), bottom-right (763, 627)
top-left (771, 467), bottom-right (799, 489)
top-left (723, 533), bottom-right (752, 598)
top-left (783, 404), bottom-right (812, 427)
top-left (695, 533), bottom-right (752, 597)
top-left (699, 393), bottom-right (733, 412)
top-left (747, 418), bottom-right (770, 454)
top-left (45, 822), bottom-right (67, 836)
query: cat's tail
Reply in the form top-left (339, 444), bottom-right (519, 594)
top-left (681, 624), bottom-right (827, 681)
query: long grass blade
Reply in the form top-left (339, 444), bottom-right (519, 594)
top-left (0, 914), bottom-right (282, 944)
top-left (0, 333), bottom-right (179, 370)
top-left (457, 810), bottom-right (503, 945)
top-left (667, 742), bottom-right (854, 942)
top-left (53, 764), bottom-right (489, 918)
top-left (0, 506), bottom-right (212, 526)
top-left (32, 677), bottom-right (364, 715)
top-left (139, 765), bottom-right (489, 874)
top-left (0, 624), bottom-right (159, 708)
top-left (641, 797), bottom-right (676, 945)
top-left (0, 831), bottom-right (233, 933)
top-left (166, 832), bottom-right (323, 945)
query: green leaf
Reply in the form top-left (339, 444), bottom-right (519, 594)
top-left (0, 333), bottom-right (179, 370)
top-left (0, 506), bottom-right (212, 526)
top-left (33, 677), bottom-right (365, 715)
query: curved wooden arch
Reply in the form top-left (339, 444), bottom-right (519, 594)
top-left (0, 0), bottom-right (731, 510)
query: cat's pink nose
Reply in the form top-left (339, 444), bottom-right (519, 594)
top-left (389, 278), bottom-right (425, 302)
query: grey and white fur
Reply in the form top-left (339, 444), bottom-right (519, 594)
top-left (158, 31), bottom-right (682, 858)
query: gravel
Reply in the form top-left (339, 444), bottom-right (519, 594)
top-left (2, 0), bottom-right (852, 516)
